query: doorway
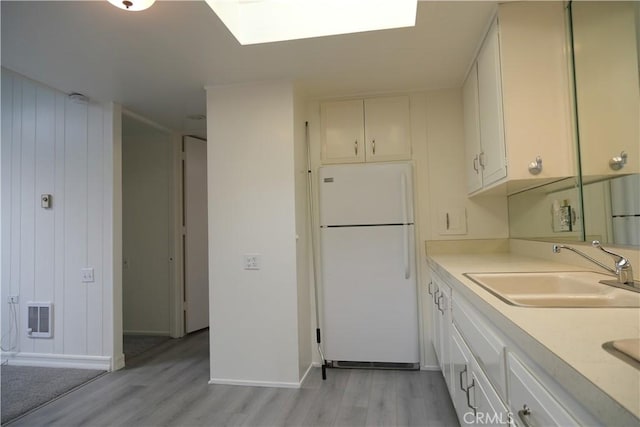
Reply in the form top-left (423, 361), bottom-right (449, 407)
top-left (182, 136), bottom-right (209, 333)
top-left (121, 115), bottom-right (173, 358)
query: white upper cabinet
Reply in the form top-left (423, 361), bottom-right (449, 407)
top-left (321, 96), bottom-right (411, 164)
top-left (463, 3), bottom-right (575, 195)
top-left (320, 99), bottom-right (365, 164)
top-left (363, 96), bottom-right (412, 162)
top-left (571, 1), bottom-right (639, 177)
top-left (463, 63), bottom-right (483, 194)
top-left (476, 20), bottom-right (507, 188)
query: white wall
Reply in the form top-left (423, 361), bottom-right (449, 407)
top-left (206, 81), bottom-right (305, 387)
top-left (1, 69), bottom-right (121, 370)
top-left (122, 116), bottom-right (172, 335)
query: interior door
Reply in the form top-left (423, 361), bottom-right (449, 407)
top-left (183, 136), bottom-right (209, 333)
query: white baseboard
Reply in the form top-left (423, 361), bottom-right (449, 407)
top-left (299, 363), bottom-right (313, 385)
top-left (421, 364), bottom-right (441, 371)
top-left (123, 330), bottom-right (170, 336)
top-left (113, 353), bottom-right (125, 371)
top-left (209, 377), bottom-right (301, 389)
top-left (4, 352), bottom-right (111, 371)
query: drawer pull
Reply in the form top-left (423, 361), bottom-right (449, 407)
top-left (437, 295), bottom-right (445, 314)
top-left (427, 281), bottom-right (434, 295)
top-left (518, 405), bottom-right (535, 427)
top-left (354, 140), bottom-right (358, 156)
top-left (459, 366), bottom-right (468, 391)
top-left (466, 378), bottom-right (477, 415)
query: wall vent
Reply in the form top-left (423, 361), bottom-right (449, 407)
top-left (26, 302), bottom-right (53, 338)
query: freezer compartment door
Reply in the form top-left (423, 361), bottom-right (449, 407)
top-left (319, 163), bottom-right (414, 226)
top-left (321, 225), bottom-right (419, 363)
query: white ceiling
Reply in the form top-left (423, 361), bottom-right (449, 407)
top-left (1, 1), bottom-right (496, 135)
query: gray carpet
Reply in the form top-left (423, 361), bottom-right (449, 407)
top-left (1, 365), bottom-right (105, 424)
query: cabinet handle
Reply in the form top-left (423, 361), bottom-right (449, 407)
top-left (479, 152), bottom-right (486, 169)
top-left (433, 288), bottom-right (440, 304)
top-left (354, 140), bottom-right (358, 156)
top-left (466, 378), bottom-right (477, 415)
top-left (437, 295), bottom-right (445, 314)
top-left (446, 213), bottom-right (450, 230)
top-left (372, 139), bottom-right (376, 155)
top-left (459, 366), bottom-right (468, 391)
top-left (473, 155), bottom-right (479, 173)
top-left (427, 281), bottom-right (434, 295)
top-left (518, 405), bottom-right (535, 427)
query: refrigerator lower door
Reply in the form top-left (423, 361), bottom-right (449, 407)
top-left (321, 224), bottom-right (419, 364)
top-left (612, 216), bottom-right (640, 246)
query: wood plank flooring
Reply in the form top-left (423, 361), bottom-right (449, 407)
top-left (10, 330), bottom-right (459, 426)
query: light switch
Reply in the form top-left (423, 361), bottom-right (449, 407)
top-left (243, 254), bottom-right (261, 270)
top-left (81, 268), bottom-right (95, 283)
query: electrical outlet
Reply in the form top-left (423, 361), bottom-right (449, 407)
top-left (7, 296), bottom-right (18, 304)
top-left (81, 267), bottom-right (95, 283)
top-left (243, 254), bottom-right (261, 270)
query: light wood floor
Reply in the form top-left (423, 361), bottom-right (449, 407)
top-left (11, 330), bottom-right (459, 427)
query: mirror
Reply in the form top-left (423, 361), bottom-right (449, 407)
top-left (508, 1), bottom-right (640, 247)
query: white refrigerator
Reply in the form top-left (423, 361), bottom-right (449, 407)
top-left (319, 162), bottom-right (419, 365)
top-left (610, 174), bottom-right (640, 246)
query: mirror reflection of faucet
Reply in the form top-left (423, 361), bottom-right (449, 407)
top-left (553, 241), bottom-right (638, 289)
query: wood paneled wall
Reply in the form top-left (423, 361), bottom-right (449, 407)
top-left (1, 69), bottom-right (118, 368)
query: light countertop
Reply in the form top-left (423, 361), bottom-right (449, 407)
top-left (427, 252), bottom-right (640, 425)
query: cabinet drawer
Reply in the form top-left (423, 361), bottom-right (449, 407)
top-left (508, 353), bottom-right (579, 427)
top-left (452, 294), bottom-right (506, 399)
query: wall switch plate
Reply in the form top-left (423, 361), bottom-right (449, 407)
top-left (7, 296), bottom-right (18, 304)
top-left (81, 267), bottom-right (95, 283)
top-left (243, 254), bottom-right (261, 270)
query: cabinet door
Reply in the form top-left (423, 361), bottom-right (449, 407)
top-left (572, 1), bottom-right (639, 176)
top-left (320, 100), bottom-right (365, 164)
top-left (477, 19), bottom-right (507, 187)
top-left (451, 326), bottom-right (473, 424)
top-left (364, 96), bottom-right (411, 162)
top-left (430, 281), bottom-right (442, 364)
top-left (508, 353), bottom-right (580, 426)
top-left (436, 282), bottom-right (452, 390)
top-left (463, 63), bottom-right (483, 193)
top-left (468, 366), bottom-right (512, 427)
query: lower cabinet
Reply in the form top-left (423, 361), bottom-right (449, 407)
top-left (452, 325), bottom-right (512, 426)
top-left (429, 274), bottom-right (452, 390)
top-left (429, 267), bottom-right (602, 427)
top-left (508, 353), bottom-right (579, 426)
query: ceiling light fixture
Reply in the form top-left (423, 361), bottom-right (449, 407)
top-left (108, 0), bottom-right (156, 12)
top-left (204, 0), bottom-right (417, 45)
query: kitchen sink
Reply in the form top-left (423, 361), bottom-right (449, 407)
top-left (463, 271), bottom-right (640, 308)
top-left (603, 339), bottom-right (640, 369)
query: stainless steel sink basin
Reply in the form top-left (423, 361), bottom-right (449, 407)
top-left (464, 271), bottom-right (640, 308)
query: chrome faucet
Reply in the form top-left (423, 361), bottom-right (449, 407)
top-left (552, 240), bottom-right (636, 287)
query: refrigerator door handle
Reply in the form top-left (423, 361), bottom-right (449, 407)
top-left (402, 173), bottom-right (410, 279)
